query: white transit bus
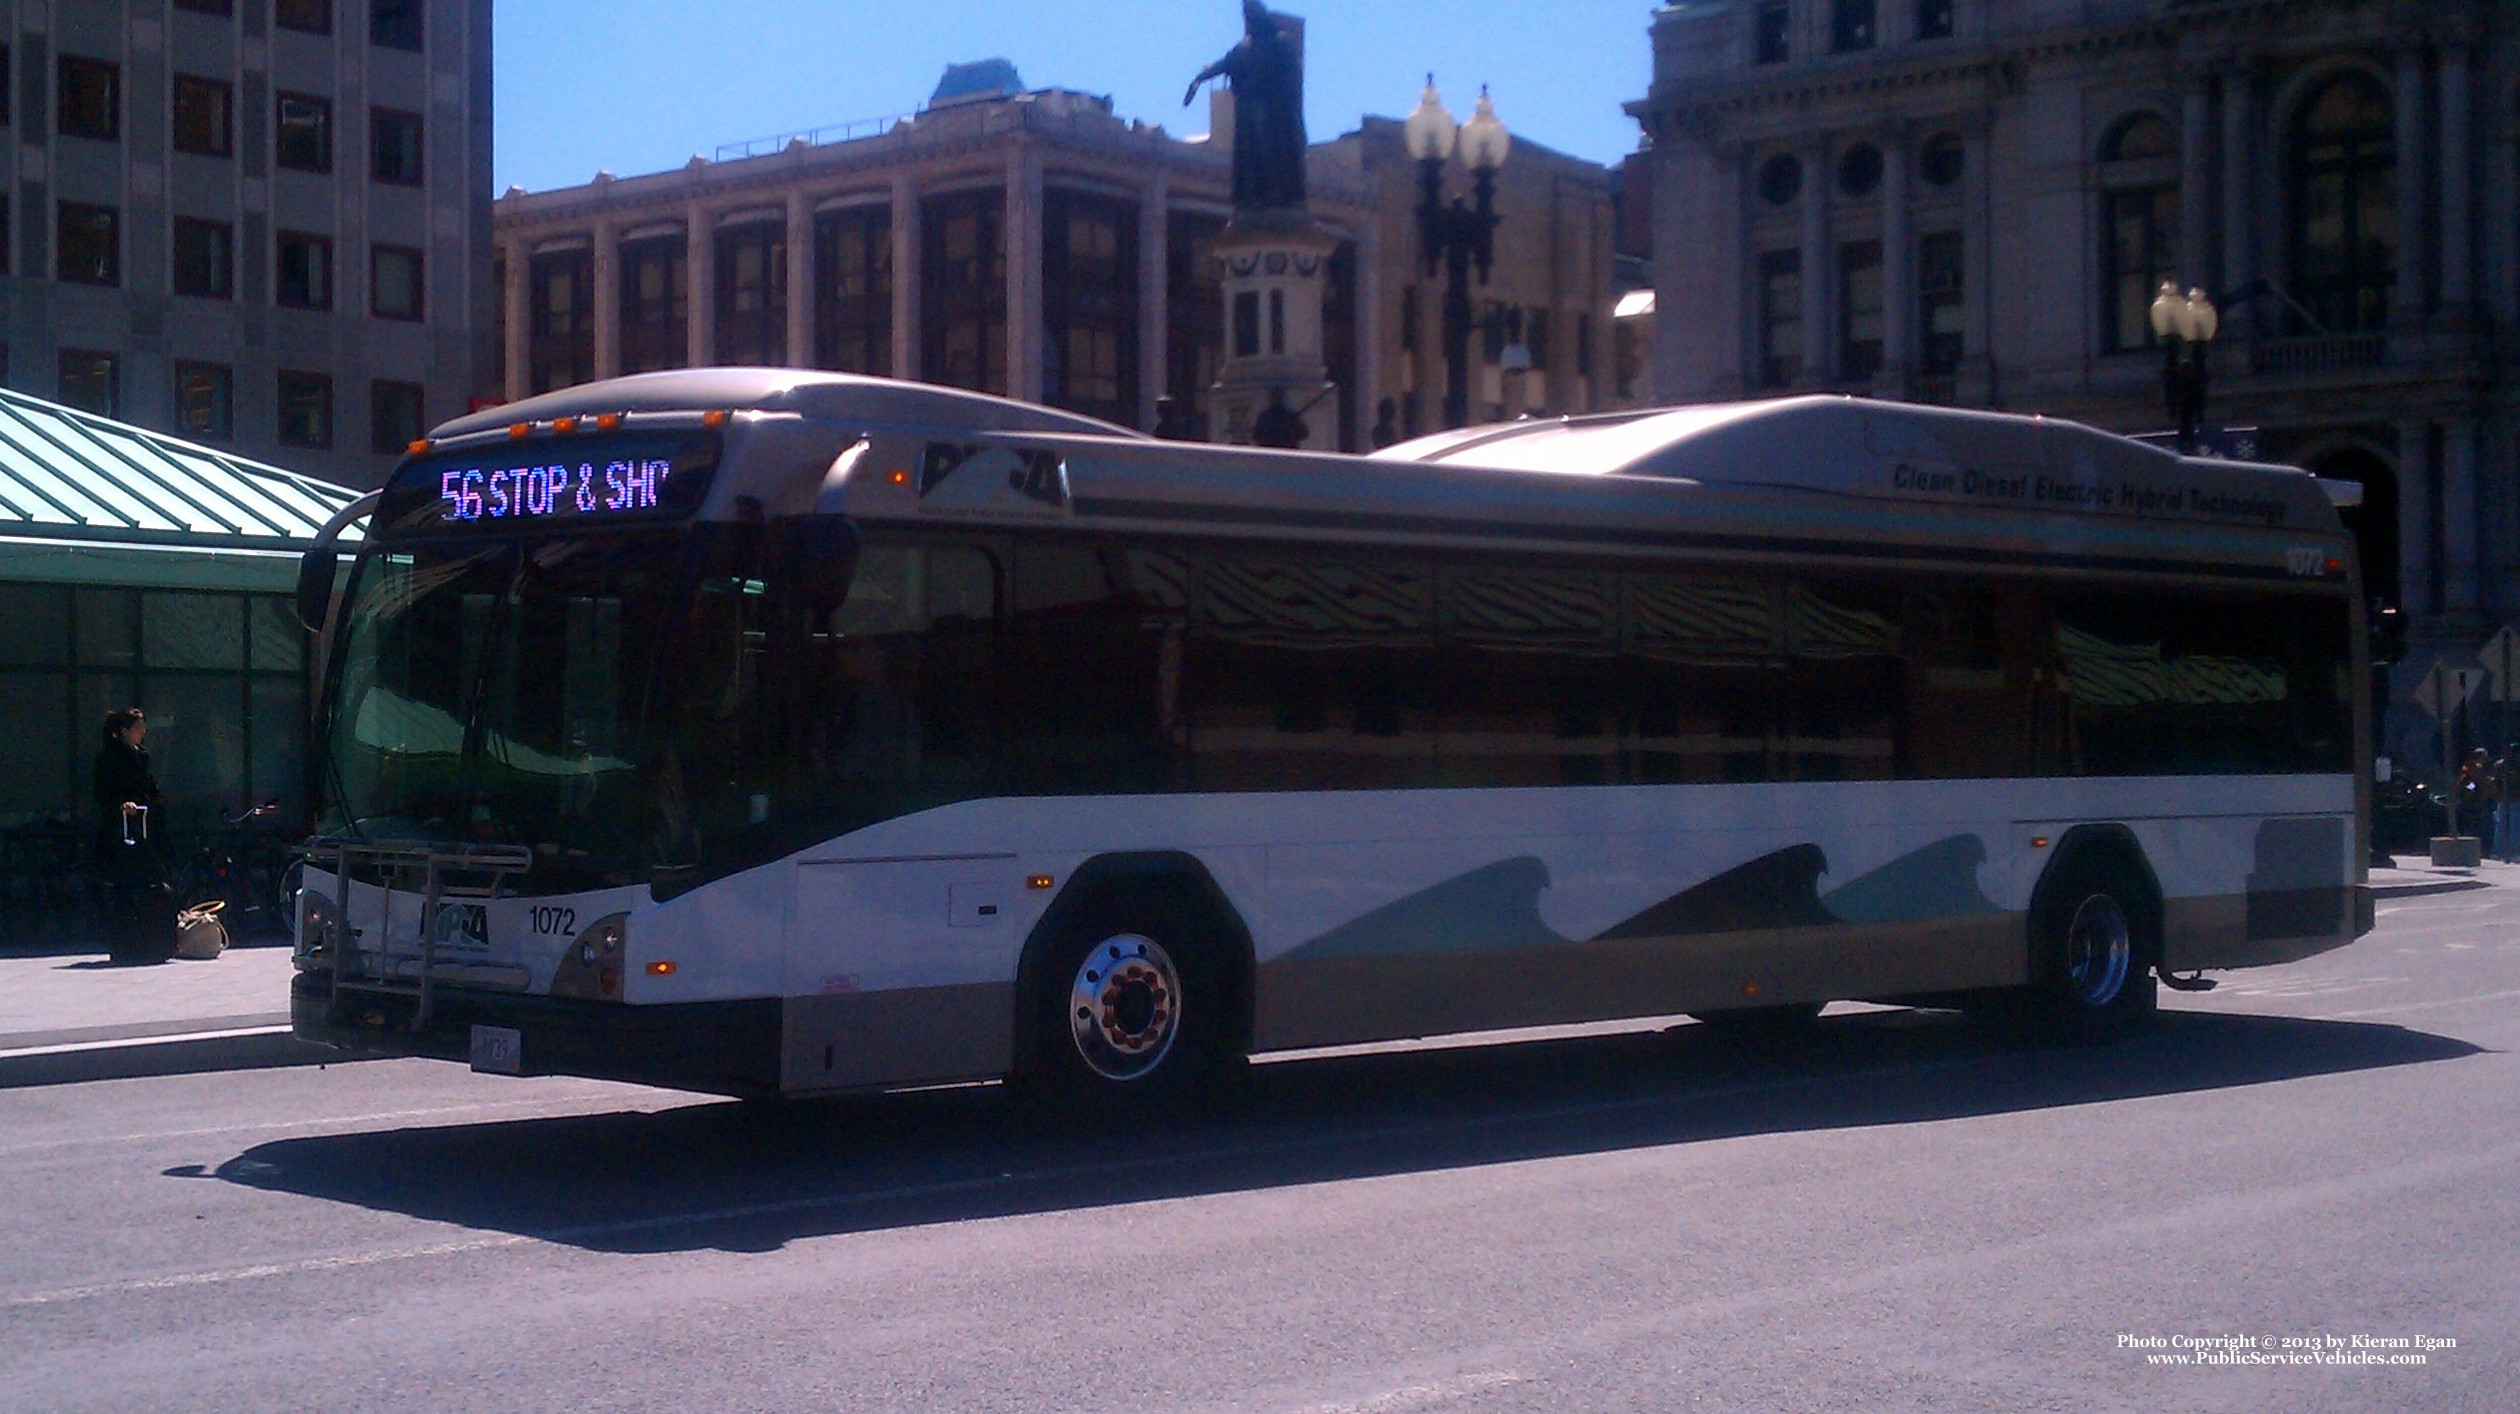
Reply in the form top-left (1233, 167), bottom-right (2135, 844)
top-left (291, 368), bottom-right (2373, 1104)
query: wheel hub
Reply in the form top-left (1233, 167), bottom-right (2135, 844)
top-left (1067, 934), bottom-right (1182, 1081)
top-left (2063, 894), bottom-right (2132, 1007)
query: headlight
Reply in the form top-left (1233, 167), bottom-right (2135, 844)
top-left (550, 914), bottom-right (629, 1000)
top-left (297, 890), bottom-right (343, 972)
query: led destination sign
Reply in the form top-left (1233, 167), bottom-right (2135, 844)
top-left (376, 432), bottom-right (718, 536)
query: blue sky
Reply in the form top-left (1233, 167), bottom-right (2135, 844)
top-left (494, 1), bottom-right (1657, 193)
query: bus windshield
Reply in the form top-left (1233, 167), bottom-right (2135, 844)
top-left (320, 534), bottom-right (684, 888)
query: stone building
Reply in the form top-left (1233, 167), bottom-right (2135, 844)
top-left (1630, 0), bottom-right (2519, 752)
top-left (490, 64), bottom-right (1619, 451)
top-left (1, 0), bottom-right (497, 490)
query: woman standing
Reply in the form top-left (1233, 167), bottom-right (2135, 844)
top-left (92, 707), bottom-right (174, 964)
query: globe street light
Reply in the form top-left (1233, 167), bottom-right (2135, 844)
top-left (2150, 279), bottom-right (2220, 454)
top-left (1410, 78), bottom-right (1510, 430)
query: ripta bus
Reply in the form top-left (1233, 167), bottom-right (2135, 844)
top-left (288, 367), bottom-right (2374, 1104)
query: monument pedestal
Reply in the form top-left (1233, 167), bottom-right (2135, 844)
top-left (1208, 217), bottom-right (1339, 450)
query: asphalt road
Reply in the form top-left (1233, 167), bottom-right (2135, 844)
top-left (1, 887), bottom-right (2512, 1412)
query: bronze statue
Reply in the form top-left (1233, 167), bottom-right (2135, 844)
top-left (1185, 0), bottom-right (1308, 217)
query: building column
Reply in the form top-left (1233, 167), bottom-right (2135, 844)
top-left (687, 207), bottom-right (717, 367)
top-left (891, 176), bottom-right (920, 381)
top-left (1798, 142), bottom-right (1829, 385)
top-left (1138, 176), bottom-right (1169, 432)
top-left (2442, 415), bottom-right (2479, 614)
top-left (2437, 43), bottom-right (2473, 317)
top-left (2399, 419), bottom-right (2436, 614)
top-left (2218, 64), bottom-right (2256, 313)
top-left (501, 239), bottom-right (530, 402)
top-left (1880, 124), bottom-right (1914, 391)
top-left (591, 221), bottom-right (621, 381)
top-left (1961, 121), bottom-right (1994, 403)
top-left (1354, 216), bottom-right (1384, 430)
top-left (1006, 148), bottom-right (1044, 403)
top-left (2393, 45), bottom-right (2432, 322)
top-left (786, 191), bottom-right (815, 367)
top-left (2179, 78), bottom-right (2215, 294)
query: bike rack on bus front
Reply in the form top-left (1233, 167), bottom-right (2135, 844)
top-left (303, 838), bottom-right (535, 1033)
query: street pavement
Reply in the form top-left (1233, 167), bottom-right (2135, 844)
top-left (0, 865), bottom-right (2512, 1410)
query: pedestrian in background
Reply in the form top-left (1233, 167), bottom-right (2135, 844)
top-left (91, 707), bottom-right (175, 964)
top-left (2457, 746), bottom-right (2496, 854)
top-left (2497, 743), bottom-right (2520, 863)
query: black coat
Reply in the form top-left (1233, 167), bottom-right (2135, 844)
top-left (92, 739), bottom-right (162, 843)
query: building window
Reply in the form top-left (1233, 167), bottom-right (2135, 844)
top-left (58, 351), bottom-right (120, 417)
top-left (1165, 211), bottom-right (1227, 412)
top-left (1758, 153), bottom-right (1804, 208)
top-left (370, 107), bottom-right (424, 185)
top-left (1839, 241), bottom-right (1884, 382)
top-left (1757, 248), bottom-right (1803, 388)
top-left (173, 217), bottom-right (235, 299)
top-left (1838, 143), bottom-right (1883, 199)
top-left (1754, 3), bottom-right (1791, 64)
top-left (277, 371), bottom-right (334, 448)
top-left (1919, 131), bottom-right (1965, 187)
top-left (276, 230), bottom-right (334, 308)
top-left (276, 92), bottom-right (333, 173)
top-left (276, 0), bottom-right (333, 35)
top-left (1831, 0), bottom-right (1877, 52)
top-left (174, 362), bottom-right (234, 440)
top-left (528, 246), bottom-right (594, 393)
top-left (619, 232), bottom-right (688, 375)
top-left (922, 190), bottom-right (1008, 396)
top-left (713, 221), bottom-right (787, 366)
top-left (2097, 114), bottom-right (2180, 354)
top-left (1918, 231), bottom-right (1965, 397)
top-left (813, 206), bottom-right (892, 376)
top-left (174, 0), bottom-right (235, 14)
top-left (1916, 0), bottom-right (1956, 40)
top-left (1042, 189), bottom-right (1138, 425)
top-left (370, 243), bottom-right (423, 320)
top-left (1, 44), bottom-right (12, 129)
top-left (371, 379), bottom-right (426, 454)
top-left (58, 204), bottom-right (121, 286)
top-left (58, 57), bottom-right (121, 142)
top-left (371, 0), bottom-right (423, 51)
top-left (172, 75), bottom-right (234, 157)
top-left (2289, 71), bottom-right (2394, 335)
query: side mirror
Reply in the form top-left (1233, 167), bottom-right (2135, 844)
top-left (295, 547), bottom-right (339, 634)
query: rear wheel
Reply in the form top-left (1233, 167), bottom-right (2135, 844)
top-left (2014, 861), bottom-right (2158, 1043)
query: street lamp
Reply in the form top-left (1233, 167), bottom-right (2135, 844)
top-left (1409, 78), bottom-right (1511, 430)
top-left (2149, 280), bottom-right (2220, 454)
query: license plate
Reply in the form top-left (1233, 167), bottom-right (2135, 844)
top-left (469, 1024), bottom-right (522, 1075)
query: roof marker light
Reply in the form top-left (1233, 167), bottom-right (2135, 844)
top-left (405, 439), bottom-right (433, 456)
top-left (508, 422), bottom-right (532, 440)
top-left (595, 413), bottom-right (624, 432)
top-left (553, 416), bottom-right (580, 434)
top-left (702, 409), bottom-right (731, 429)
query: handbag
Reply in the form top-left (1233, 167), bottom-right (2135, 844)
top-left (175, 899), bottom-right (229, 960)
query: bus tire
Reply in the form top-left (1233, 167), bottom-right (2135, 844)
top-left (1688, 1001), bottom-right (1825, 1041)
top-left (1020, 890), bottom-right (1233, 1116)
top-left (2019, 858), bottom-right (2159, 1043)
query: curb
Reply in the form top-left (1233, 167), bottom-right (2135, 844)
top-left (2370, 878), bottom-right (2494, 901)
top-left (0, 1026), bottom-right (349, 1090)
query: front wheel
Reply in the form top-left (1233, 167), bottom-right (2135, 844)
top-left (1021, 901), bottom-right (1235, 1116)
top-left (2015, 863), bottom-right (2158, 1043)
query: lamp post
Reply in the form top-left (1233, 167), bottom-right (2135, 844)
top-left (1407, 78), bottom-right (1510, 430)
top-left (2149, 280), bottom-right (2220, 454)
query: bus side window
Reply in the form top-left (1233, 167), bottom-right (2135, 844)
top-left (809, 542), bottom-right (997, 816)
top-left (1007, 543), bottom-right (1187, 795)
top-left (1621, 573), bottom-right (1780, 785)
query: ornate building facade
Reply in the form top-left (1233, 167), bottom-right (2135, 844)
top-left (491, 69), bottom-right (1618, 451)
top-left (1630, 0), bottom-right (2519, 756)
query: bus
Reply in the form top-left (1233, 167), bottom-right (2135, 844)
top-left (290, 368), bottom-right (2374, 1104)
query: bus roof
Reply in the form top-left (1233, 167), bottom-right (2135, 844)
top-left (434, 368), bottom-right (1144, 443)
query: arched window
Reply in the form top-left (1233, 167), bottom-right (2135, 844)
top-left (2098, 113), bottom-right (2178, 352)
top-left (2289, 72), bottom-right (2394, 333)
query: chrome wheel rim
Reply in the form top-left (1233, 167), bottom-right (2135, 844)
top-left (1067, 934), bottom-right (1181, 1082)
top-left (2063, 894), bottom-right (2132, 1007)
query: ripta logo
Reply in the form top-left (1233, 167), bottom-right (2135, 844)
top-left (917, 443), bottom-right (1071, 513)
top-left (431, 903), bottom-right (489, 951)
